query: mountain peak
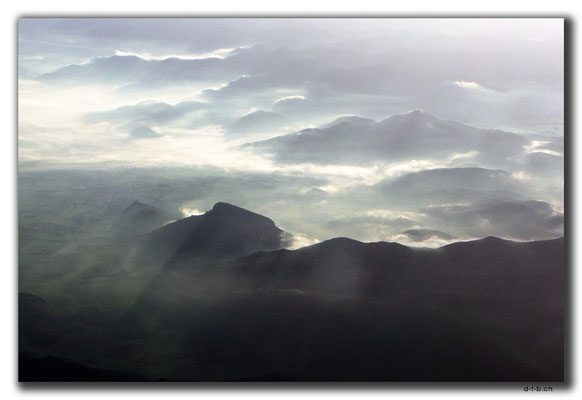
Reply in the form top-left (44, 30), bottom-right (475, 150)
top-left (166, 202), bottom-right (287, 263)
top-left (320, 115), bottom-right (376, 129)
top-left (410, 109), bottom-right (427, 115)
top-left (210, 202), bottom-right (272, 221)
top-left (374, 109), bottom-right (449, 131)
top-left (212, 201), bottom-right (240, 210)
top-left (389, 109), bottom-right (438, 121)
top-left (205, 202), bottom-right (279, 231)
top-left (210, 201), bottom-right (250, 212)
top-left (245, 110), bottom-right (277, 117)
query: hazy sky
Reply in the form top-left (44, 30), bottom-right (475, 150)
top-left (17, 18), bottom-right (564, 247)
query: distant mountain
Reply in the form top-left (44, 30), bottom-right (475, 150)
top-left (524, 151), bottom-right (564, 176)
top-left (245, 110), bottom-right (528, 167)
top-left (128, 126), bottom-right (162, 139)
top-left (319, 115), bottom-right (376, 129)
top-left (41, 55), bottom-right (233, 85)
top-left (114, 201), bottom-right (173, 237)
top-left (385, 167), bottom-right (519, 193)
top-left (376, 167), bottom-right (526, 206)
top-left (85, 100), bottom-right (206, 126)
top-left (39, 46), bottom-right (322, 89)
top-left (229, 110), bottom-right (287, 133)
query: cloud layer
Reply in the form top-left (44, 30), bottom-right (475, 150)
top-left (18, 18), bottom-right (564, 247)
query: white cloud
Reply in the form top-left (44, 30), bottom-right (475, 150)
top-left (274, 94), bottom-right (306, 103)
top-left (524, 140), bottom-right (563, 156)
top-left (387, 233), bottom-right (460, 248)
top-left (180, 207), bottom-right (205, 217)
top-left (364, 209), bottom-right (426, 220)
top-left (286, 233), bottom-right (320, 250)
top-left (511, 170), bottom-right (531, 181)
top-left (114, 48), bottom-right (237, 61)
top-left (453, 81), bottom-right (481, 89)
top-left (20, 55), bottom-right (45, 60)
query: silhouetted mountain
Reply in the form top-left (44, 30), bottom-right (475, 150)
top-left (144, 214), bottom-right (205, 256)
top-left (120, 225), bottom-right (563, 381)
top-left (142, 202), bottom-right (291, 269)
top-left (20, 201), bottom-right (564, 382)
top-left (218, 235), bottom-right (563, 298)
top-left (170, 202), bottom-right (290, 263)
top-left (62, 202), bottom-right (289, 312)
top-left (245, 110), bottom-right (528, 166)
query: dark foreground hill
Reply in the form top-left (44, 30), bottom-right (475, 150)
top-left (120, 231), bottom-right (564, 380)
top-left (19, 353), bottom-right (147, 382)
top-left (19, 203), bottom-right (564, 382)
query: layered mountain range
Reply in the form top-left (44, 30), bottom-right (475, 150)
top-left (245, 110), bottom-right (562, 173)
top-left (19, 19), bottom-right (565, 383)
top-left (19, 202), bottom-right (564, 382)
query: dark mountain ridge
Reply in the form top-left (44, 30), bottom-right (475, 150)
top-left (121, 230), bottom-right (563, 381)
top-left (221, 235), bottom-right (564, 298)
top-left (20, 202), bottom-right (564, 382)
